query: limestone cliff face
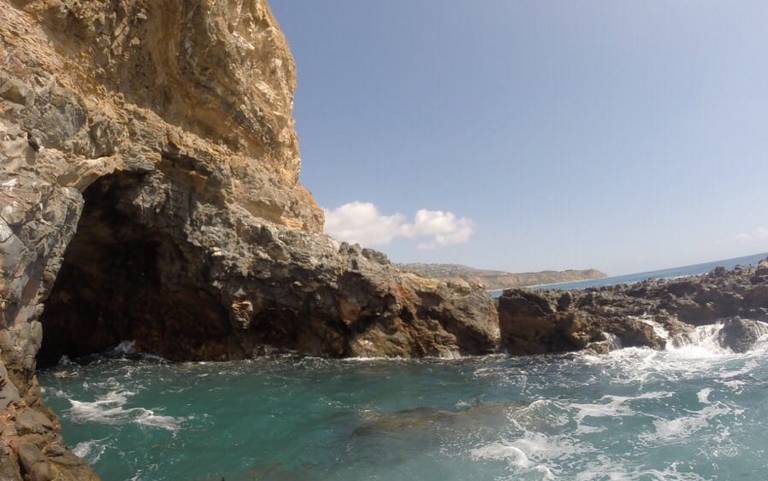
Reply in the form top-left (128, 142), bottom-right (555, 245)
top-left (2, 0), bottom-right (322, 231)
top-left (0, 2), bottom-right (499, 478)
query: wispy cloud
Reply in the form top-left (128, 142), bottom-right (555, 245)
top-left (324, 202), bottom-right (474, 250)
top-left (736, 226), bottom-right (768, 242)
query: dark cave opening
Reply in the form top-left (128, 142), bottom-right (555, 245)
top-left (38, 172), bottom-right (232, 366)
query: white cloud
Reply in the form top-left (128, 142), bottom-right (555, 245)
top-left (407, 209), bottom-right (475, 250)
top-left (736, 226), bottom-right (768, 242)
top-left (324, 202), bottom-right (406, 246)
top-left (324, 202), bottom-right (474, 249)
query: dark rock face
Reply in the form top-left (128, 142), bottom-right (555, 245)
top-left (498, 290), bottom-right (598, 355)
top-left (718, 318), bottom-right (768, 353)
top-left (498, 289), bottom-right (666, 355)
top-left (498, 260), bottom-right (768, 355)
top-left (34, 171), bottom-right (499, 362)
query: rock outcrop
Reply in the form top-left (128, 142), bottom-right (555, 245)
top-left (718, 317), bottom-right (768, 353)
top-left (498, 259), bottom-right (768, 355)
top-left (497, 289), bottom-right (666, 355)
top-left (0, 1), bottom-right (499, 478)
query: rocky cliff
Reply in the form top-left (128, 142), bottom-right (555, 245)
top-left (0, 1), bottom-right (499, 478)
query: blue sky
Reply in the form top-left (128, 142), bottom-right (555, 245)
top-left (270, 1), bottom-right (768, 275)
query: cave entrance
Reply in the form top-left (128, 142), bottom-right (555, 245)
top-left (38, 172), bottom-right (230, 366)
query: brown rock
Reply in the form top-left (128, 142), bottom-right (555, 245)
top-left (14, 409), bottom-right (53, 435)
top-left (498, 289), bottom-right (599, 355)
top-left (16, 443), bottom-right (53, 481)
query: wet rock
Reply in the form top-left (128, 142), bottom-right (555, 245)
top-left (718, 318), bottom-right (768, 353)
top-left (353, 402), bottom-right (526, 437)
top-left (606, 318), bottom-right (665, 350)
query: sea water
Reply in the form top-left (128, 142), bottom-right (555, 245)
top-left (40, 323), bottom-right (768, 481)
top-left (527, 252), bottom-right (768, 291)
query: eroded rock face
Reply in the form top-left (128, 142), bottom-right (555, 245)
top-left (0, 1), bottom-right (499, 478)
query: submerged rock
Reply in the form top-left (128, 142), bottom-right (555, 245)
top-left (353, 402), bottom-right (527, 437)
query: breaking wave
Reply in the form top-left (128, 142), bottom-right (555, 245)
top-left (69, 390), bottom-right (185, 432)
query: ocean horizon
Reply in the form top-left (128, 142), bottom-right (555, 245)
top-left (487, 251), bottom-right (768, 295)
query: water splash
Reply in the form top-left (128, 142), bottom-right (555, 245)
top-left (69, 390), bottom-right (184, 432)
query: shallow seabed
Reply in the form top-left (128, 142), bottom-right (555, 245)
top-left (40, 330), bottom-right (768, 481)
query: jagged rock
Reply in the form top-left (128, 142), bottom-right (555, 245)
top-left (718, 318), bottom-right (768, 353)
top-left (498, 289), bottom-right (603, 355)
top-left (0, 1), bottom-right (500, 479)
top-left (605, 318), bottom-right (665, 350)
top-left (498, 288), bottom-right (671, 355)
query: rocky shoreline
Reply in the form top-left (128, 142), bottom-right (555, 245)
top-left (498, 258), bottom-right (768, 356)
top-left (1, 1), bottom-right (767, 480)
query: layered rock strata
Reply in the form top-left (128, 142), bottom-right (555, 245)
top-left (498, 259), bottom-right (768, 355)
top-left (0, 1), bottom-right (499, 478)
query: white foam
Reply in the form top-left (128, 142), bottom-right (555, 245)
top-left (646, 403), bottom-right (733, 442)
top-left (68, 390), bottom-right (183, 432)
top-left (469, 435), bottom-right (573, 480)
top-left (470, 442), bottom-right (530, 467)
top-left (511, 432), bottom-right (590, 461)
top-left (697, 388), bottom-right (712, 404)
top-left (571, 392), bottom-right (671, 424)
top-left (135, 410), bottom-right (184, 431)
top-left (575, 461), bottom-right (709, 481)
top-left (668, 324), bottom-right (730, 358)
top-left (636, 316), bottom-right (670, 340)
top-left (72, 439), bottom-right (108, 464)
top-left (111, 340), bottom-right (136, 354)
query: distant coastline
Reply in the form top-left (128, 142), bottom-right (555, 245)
top-left (396, 263), bottom-right (606, 290)
top-left (525, 251), bottom-right (768, 292)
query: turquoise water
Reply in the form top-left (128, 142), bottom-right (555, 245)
top-left (40, 326), bottom-right (768, 481)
